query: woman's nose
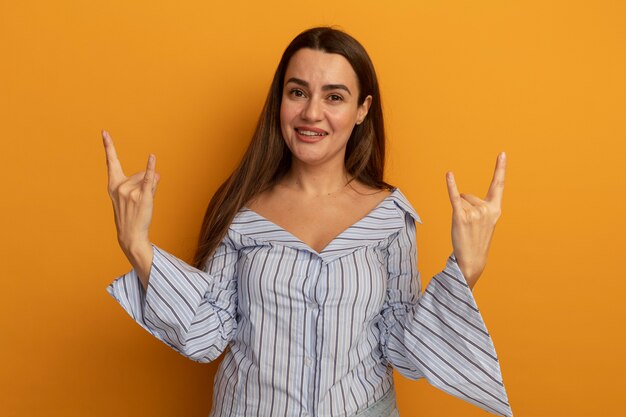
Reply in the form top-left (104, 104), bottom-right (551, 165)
top-left (301, 97), bottom-right (323, 121)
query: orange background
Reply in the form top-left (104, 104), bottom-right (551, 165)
top-left (1, 1), bottom-right (624, 416)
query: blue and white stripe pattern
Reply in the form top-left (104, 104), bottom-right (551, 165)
top-left (107, 188), bottom-right (512, 417)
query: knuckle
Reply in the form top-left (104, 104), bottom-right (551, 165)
top-left (118, 184), bottom-right (133, 199)
top-left (129, 189), bottom-right (140, 202)
top-left (117, 185), bottom-right (128, 197)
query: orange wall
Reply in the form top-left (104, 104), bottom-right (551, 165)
top-left (1, 1), bottom-right (624, 416)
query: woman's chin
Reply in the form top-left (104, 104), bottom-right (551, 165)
top-left (290, 150), bottom-right (337, 168)
top-left (286, 139), bottom-right (346, 168)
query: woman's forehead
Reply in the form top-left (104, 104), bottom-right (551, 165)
top-left (284, 48), bottom-right (359, 89)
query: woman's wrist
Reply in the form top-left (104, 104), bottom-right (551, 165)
top-left (124, 239), bottom-right (154, 289)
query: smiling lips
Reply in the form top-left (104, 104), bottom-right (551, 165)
top-left (295, 127), bottom-right (328, 143)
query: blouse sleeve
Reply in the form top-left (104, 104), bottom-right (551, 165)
top-left (379, 212), bottom-right (513, 417)
top-left (106, 236), bottom-right (239, 363)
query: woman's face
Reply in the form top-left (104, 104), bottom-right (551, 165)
top-left (280, 48), bottom-right (372, 169)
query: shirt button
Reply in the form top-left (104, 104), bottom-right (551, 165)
top-left (307, 301), bottom-right (317, 309)
top-left (305, 356), bottom-right (313, 367)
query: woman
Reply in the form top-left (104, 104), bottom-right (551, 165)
top-left (103, 27), bottom-right (512, 417)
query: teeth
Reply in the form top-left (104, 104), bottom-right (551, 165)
top-left (297, 129), bottom-right (326, 136)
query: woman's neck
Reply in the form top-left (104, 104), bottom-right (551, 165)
top-left (282, 159), bottom-right (352, 197)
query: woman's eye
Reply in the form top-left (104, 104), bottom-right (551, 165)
top-left (328, 94), bottom-right (343, 102)
top-left (290, 89), bottom-right (306, 98)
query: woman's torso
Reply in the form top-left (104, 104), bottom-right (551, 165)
top-left (208, 187), bottom-right (413, 417)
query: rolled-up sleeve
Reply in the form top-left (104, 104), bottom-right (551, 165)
top-left (380, 213), bottom-right (513, 417)
top-left (106, 238), bottom-right (239, 363)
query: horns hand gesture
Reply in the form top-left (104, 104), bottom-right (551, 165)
top-left (103, 130), bottom-right (159, 288)
top-left (446, 152), bottom-right (506, 289)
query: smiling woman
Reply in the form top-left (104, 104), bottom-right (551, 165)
top-left (279, 48), bottom-right (372, 169)
top-left (103, 27), bottom-right (512, 417)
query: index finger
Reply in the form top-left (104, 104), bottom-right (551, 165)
top-left (102, 130), bottom-right (125, 184)
top-left (485, 152), bottom-right (506, 205)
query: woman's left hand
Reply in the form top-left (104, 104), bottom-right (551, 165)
top-left (446, 152), bottom-right (506, 289)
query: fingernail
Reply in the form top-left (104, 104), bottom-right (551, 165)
top-left (500, 152), bottom-right (506, 160)
top-left (447, 172), bottom-right (454, 181)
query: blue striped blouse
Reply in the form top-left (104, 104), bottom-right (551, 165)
top-left (107, 188), bottom-right (512, 417)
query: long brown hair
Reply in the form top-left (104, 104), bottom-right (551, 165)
top-left (193, 27), bottom-right (391, 268)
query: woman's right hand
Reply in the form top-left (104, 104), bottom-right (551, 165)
top-left (102, 130), bottom-right (159, 288)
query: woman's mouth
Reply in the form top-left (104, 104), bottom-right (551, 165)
top-left (295, 127), bottom-right (328, 142)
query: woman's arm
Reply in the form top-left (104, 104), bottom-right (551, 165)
top-left (102, 130), bottom-right (238, 362)
top-left (107, 240), bottom-right (239, 363)
top-left (379, 213), bottom-right (513, 417)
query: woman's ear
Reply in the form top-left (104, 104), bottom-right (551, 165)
top-left (356, 95), bottom-right (373, 125)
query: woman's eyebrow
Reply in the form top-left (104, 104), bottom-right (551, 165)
top-left (285, 77), bottom-right (352, 95)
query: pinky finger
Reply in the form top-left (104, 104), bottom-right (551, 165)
top-left (141, 154), bottom-right (156, 194)
top-left (446, 172), bottom-right (464, 212)
top-left (152, 172), bottom-right (160, 195)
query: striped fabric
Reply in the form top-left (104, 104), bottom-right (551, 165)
top-left (107, 188), bottom-right (512, 417)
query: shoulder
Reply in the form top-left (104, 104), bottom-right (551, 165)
top-left (386, 188), bottom-right (422, 224)
top-left (346, 182), bottom-right (420, 220)
top-left (244, 185), bottom-right (275, 213)
top-left (344, 181), bottom-right (393, 211)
